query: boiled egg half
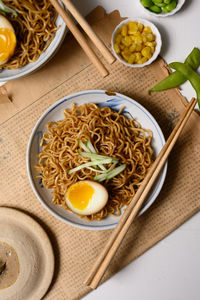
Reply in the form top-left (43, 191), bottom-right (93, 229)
top-left (0, 15), bottom-right (16, 66)
top-left (65, 180), bottom-right (108, 216)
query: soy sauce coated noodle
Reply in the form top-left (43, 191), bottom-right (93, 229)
top-left (1, 0), bottom-right (58, 69)
top-left (35, 103), bottom-right (154, 221)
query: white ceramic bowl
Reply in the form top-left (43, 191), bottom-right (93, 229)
top-left (138, 0), bottom-right (185, 17)
top-left (111, 18), bottom-right (162, 68)
top-left (26, 90), bottom-right (167, 231)
top-left (0, 6), bottom-right (67, 82)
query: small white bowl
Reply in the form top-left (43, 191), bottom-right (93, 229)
top-left (0, 6), bottom-right (67, 82)
top-left (138, 0), bottom-right (185, 17)
top-left (111, 18), bottom-right (162, 68)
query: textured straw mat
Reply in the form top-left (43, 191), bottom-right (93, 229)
top-left (0, 6), bottom-right (200, 300)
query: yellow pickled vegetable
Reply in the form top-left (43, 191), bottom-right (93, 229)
top-left (143, 26), bottom-right (152, 33)
top-left (135, 52), bottom-right (142, 63)
top-left (145, 41), bottom-right (156, 47)
top-left (114, 43), bottom-right (120, 54)
top-left (128, 53), bottom-right (136, 64)
top-left (141, 47), bottom-right (152, 59)
top-left (135, 44), bottom-right (143, 52)
top-left (115, 34), bottom-right (122, 43)
top-left (146, 33), bottom-right (155, 42)
top-left (129, 43), bottom-right (136, 52)
top-left (121, 24), bottom-right (128, 36)
top-left (138, 23), bottom-right (144, 32)
top-left (113, 21), bottom-right (156, 65)
top-left (128, 21), bottom-right (138, 34)
top-left (124, 36), bottom-right (132, 46)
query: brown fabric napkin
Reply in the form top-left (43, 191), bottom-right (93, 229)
top-left (0, 6), bottom-right (199, 300)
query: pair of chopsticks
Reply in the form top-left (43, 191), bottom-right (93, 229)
top-left (84, 97), bottom-right (197, 289)
top-left (50, 0), bottom-right (115, 77)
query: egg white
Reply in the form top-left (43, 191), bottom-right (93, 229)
top-left (0, 15), bottom-right (15, 32)
top-left (65, 180), bottom-right (109, 216)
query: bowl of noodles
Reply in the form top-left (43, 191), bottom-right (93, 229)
top-left (26, 90), bottom-right (167, 230)
top-left (0, 0), bottom-right (67, 82)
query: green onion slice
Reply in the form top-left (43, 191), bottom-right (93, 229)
top-left (78, 151), bottom-right (119, 163)
top-left (71, 140), bottom-right (127, 180)
top-left (86, 139), bottom-right (106, 170)
top-left (79, 140), bottom-right (106, 170)
top-left (106, 164), bottom-right (126, 180)
top-left (86, 139), bottom-right (96, 153)
top-left (93, 173), bottom-right (107, 182)
top-left (94, 164), bottom-right (126, 182)
top-left (0, 0), bottom-right (17, 16)
top-left (68, 158), bottom-right (112, 175)
top-left (86, 166), bottom-right (106, 173)
top-left (79, 140), bottom-right (90, 152)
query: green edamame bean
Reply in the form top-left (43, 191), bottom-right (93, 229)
top-left (149, 48), bottom-right (200, 92)
top-left (155, 2), bottom-right (167, 7)
top-left (142, 0), bottom-right (177, 14)
top-left (152, 0), bottom-right (163, 4)
top-left (141, 0), bottom-right (154, 8)
top-left (162, 6), bottom-right (170, 13)
top-left (164, 0), bottom-right (171, 4)
top-left (165, 0), bottom-right (177, 12)
top-left (149, 5), bottom-right (162, 13)
top-left (186, 47), bottom-right (200, 68)
top-left (150, 69), bottom-right (186, 92)
top-left (169, 62), bottom-right (200, 107)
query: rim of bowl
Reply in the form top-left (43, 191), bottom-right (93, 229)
top-left (111, 18), bottom-right (162, 68)
top-left (138, 0), bottom-right (185, 17)
top-left (0, 6), bottom-right (67, 82)
top-left (26, 89), bottom-right (168, 231)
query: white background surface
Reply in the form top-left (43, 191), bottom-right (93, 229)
top-left (69, 1), bottom-right (200, 300)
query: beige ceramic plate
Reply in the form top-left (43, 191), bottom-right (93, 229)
top-left (0, 207), bottom-right (54, 300)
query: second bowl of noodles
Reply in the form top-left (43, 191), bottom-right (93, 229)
top-left (0, 0), bottom-right (67, 82)
top-left (26, 90), bottom-right (167, 230)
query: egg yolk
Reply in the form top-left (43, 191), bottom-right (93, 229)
top-left (67, 182), bottom-right (95, 211)
top-left (0, 28), bottom-right (16, 63)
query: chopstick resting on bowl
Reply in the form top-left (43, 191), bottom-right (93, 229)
top-left (50, 0), bottom-right (115, 77)
top-left (84, 97), bottom-right (197, 289)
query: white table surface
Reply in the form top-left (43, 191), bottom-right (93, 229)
top-left (70, 1), bottom-right (200, 300)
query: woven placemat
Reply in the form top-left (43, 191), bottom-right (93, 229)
top-left (0, 7), bottom-right (199, 300)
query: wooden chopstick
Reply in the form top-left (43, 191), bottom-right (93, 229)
top-left (62, 0), bottom-right (116, 65)
top-left (50, 0), bottom-right (109, 78)
top-left (84, 97), bottom-right (197, 289)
